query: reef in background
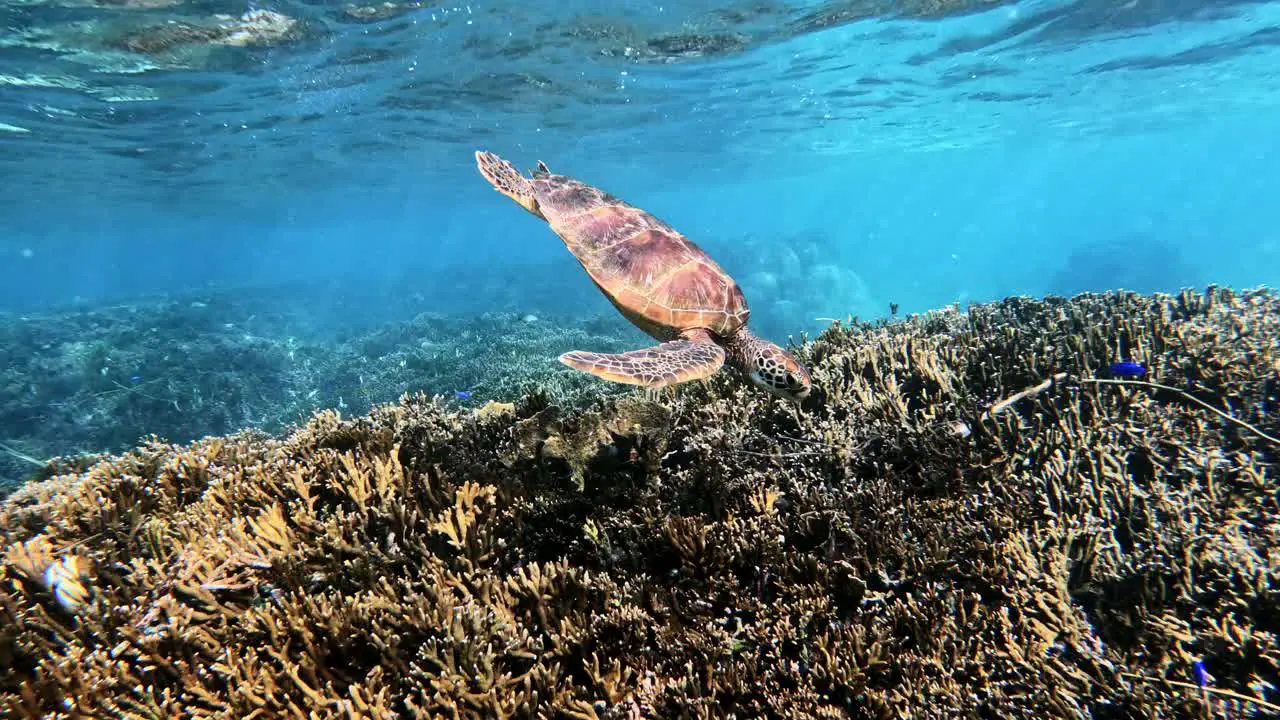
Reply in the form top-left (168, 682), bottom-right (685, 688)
top-left (0, 291), bottom-right (634, 495)
top-left (1, 287), bottom-right (1277, 718)
top-left (1048, 232), bottom-right (1204, 298)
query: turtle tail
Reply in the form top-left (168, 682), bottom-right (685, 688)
top-left (475, 150), bottom-right (543, 218)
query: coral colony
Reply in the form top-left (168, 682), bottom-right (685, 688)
top-left (2, 287), bottom-right (1278, 718)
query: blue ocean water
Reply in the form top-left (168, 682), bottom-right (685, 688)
top-left (0, 0), bottom-right (1278, 478)
top-left (3, 0), bottom-right (1279, 325)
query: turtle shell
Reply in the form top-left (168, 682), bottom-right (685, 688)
top-left (530, 170), bottom-right (750, 339)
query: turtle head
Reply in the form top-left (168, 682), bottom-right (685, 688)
top-left (731, 330), bottom-right (812, 404)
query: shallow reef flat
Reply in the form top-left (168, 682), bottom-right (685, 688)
top-left (0, 295), bottom-right (632, 493)
top-left (1, 287), bottom-right (1277, 718)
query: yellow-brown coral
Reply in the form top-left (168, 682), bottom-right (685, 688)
top-left (1, 287), bottom-right (1277, 718)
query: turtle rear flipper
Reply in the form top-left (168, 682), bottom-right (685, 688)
top-left (559, 339), bottom-right (725, 388)
top-left (476, 150), bottom-right (543, 218)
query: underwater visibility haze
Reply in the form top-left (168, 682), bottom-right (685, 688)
top-left (1, 0), bottom-right (1280, 717)
top-left (3, 0), bottom-right (1280, 313)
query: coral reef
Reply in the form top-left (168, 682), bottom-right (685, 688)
top-left (0, 292), bottom-right (631, 495)
top-left (1, 287), bottom-right (1277, 718)
top-left (1048, 232), bottom-right (1203, 298)
top-left (725, 231), bottom-right (882, 341)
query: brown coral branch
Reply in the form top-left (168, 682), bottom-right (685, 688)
top-left (1121, 673), bottom-right (1280, 714)
top-left (981, 372), bottom-right (1069, 420)
top-left (1080, 377), bottom-right (1280, 446)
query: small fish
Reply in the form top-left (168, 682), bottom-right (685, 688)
top-left (453, 390), bottom-right (472, 401)
top-left (1193, 660), bottom-right (1210, 687)
top-left (1108, 361), bottom-right (1147, 378)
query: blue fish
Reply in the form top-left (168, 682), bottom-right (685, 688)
top-left (1193, 660), bottom-right (1209, 687)
top-left (453, 390), bottom-right (472, 401)
top-left (1108, 361), bottom-right (1147, 378)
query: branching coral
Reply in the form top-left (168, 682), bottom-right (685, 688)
top-left (1, 287), bottom-right (1277, 718)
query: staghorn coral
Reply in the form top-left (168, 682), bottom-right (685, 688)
top-left (1, 287), bottom-right (1277, 718)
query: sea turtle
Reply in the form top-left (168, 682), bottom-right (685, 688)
top-left (474, 150), bottom-right (813, 404)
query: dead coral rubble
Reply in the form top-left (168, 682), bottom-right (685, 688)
top-left (2, 287), bottom-right (1277, 719)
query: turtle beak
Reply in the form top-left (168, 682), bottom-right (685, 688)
top-left (798, 384), bottom-right (823, 413)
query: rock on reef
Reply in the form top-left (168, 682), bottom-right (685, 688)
top-left (1, 288), bottom-right (1277, 718)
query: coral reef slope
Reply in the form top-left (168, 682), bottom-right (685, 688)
top-left (2, 288), bottom-right (1277, 719)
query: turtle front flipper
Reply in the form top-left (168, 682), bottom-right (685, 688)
top-left (476, 150), bottom-right (544, 218)
top-left (559, 339), bottom-right (725, 388)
